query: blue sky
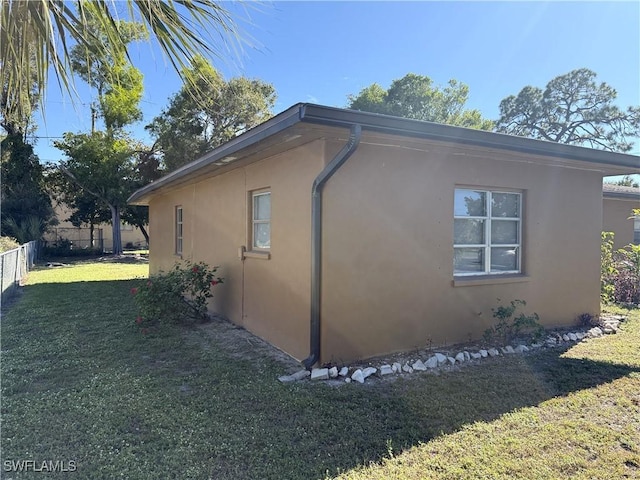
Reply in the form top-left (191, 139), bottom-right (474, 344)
top-left (33, 1), bottom-right (640, 168)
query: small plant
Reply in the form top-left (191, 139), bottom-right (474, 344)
top-left (132, 261), bottom-right (223, 329)
top-left (601, 232), bottom-right (617, 303)
top-left (483, 299), bottom-right (544, 345)
top-left (576, 312), bottom-right (596, 328)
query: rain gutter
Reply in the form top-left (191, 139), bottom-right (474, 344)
top-left (302, 124), bottom-right (362, 369)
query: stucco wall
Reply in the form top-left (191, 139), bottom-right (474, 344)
top-left (603, 197), bottom-right (636, 249)
top-left (320, 138), bottom-right (603, 363)
top-left (147, 140), bottom-right (325, 361)
top-left (145, 133), bottom-right (607, 365)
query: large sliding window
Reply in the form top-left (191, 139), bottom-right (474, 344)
top-left (454, 189), bottom-right (521, 276)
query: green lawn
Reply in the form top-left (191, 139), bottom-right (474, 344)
top-left (1, 262), bottom-right (639, 479)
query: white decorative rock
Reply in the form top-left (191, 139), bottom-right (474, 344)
top-left (339, 366), bottom-right (349, 377)
top-left (568, 332), bottom-right (578, 341)
top-left (392, 362), bottom-right (402, 373)
top-left (588, 327), bottom-right (603, 337)
top-left (575, 332), bottom-right (585, 340)
top-left (362, 367), bottom-right (377, 379)
top-left (501, 345), bottom-right (515, 354)
top-left (463, 351), bottom-right (471, 362)
top-left (344, 377), bottom-right (351, 383)
top-left (351, 369), bottom-right (365, 384)
top-left (603, 326), bottom-right (616, 334)
top-left (435, 353), bottom-right (448, 364)
top-left (455, 352), bottom-right (465, 363)
top-left (278, 369), bottom-right (311, 383)
top-left (514, 345), bottom-right (529, 353)
top-left (479, 349), bottom-right (488, 358)
top-left (328, 366), bottom-right (339, 378)
top-left (471, 352), bottom-right (482, 360)
top-left (488, 348), bottom-right (500, 357)
top-left (425, 356), bottom-right (438, 369)
top-left (402, 363), bottom-right (414, 373)
top-left (447, 356), bottom-right (456, 365)
top-left (412, 359), bottom-right (427, 371)
top-left (379, 365), bottom-right (394, 376)
top-left (562, 334), bottom-right (570, 342)
top-left (311, 368), bottom-right (329, 381)
top-left (530, 343), bottom-right (543, 348)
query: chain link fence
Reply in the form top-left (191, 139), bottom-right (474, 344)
top-left (1, 240), bottom-right (40, 305)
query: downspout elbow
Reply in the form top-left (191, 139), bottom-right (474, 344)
top-left (302, 124), bottom-right (362, 369)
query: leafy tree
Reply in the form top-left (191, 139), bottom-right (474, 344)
top-left (1, 133), bottom-right (54, 242)
top-left (147, 55), bottom-right (277, 171)
top-left (55, 132), bottom-right (138, 255)
top-left (347, 73), bottom-right (494, 130)
top-left (1, 0), bottom-right (241, 126)
top-left (496, 68), bottom-right (640, 152)
top-left (609, 175), bottom-right (639, 188)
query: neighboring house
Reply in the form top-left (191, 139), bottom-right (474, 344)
top-left (602, 183), bottom-right (640, 249)
top-left (128, 104), bottom-right (640, 365)
top-left (44, 201), bottom-right (148, 252)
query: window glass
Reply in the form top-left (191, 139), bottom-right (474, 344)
top-left (251, 191), bottom-right (271, 250)
top-left (491, 247), bottom-right (519, 271)
top-left (454, 219), bottom-right (485, 245)
top-left (491, 192), bottom-right (520, 218)
top-left (253, 223), bottom-right (270, 249)
top-left (454, 190), bottom-right (486, 217)
top-left (491, 220), bottom-right (519, 244)
top-left (454, 188), bottom-right (522, 275)
top-left (454, 248), bottom-right (485, 273)
top-left (254, 193), bottom-right (270, 221)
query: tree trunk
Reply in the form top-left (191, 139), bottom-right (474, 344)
top-left (109, 204), bottom-right (123, 255)
top-left (89, 221), bottom-right (95, 248)
top-left (136, 222), bottom-right (150, 246)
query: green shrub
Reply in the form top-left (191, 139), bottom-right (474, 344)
top-left (483, 299), bottom-right (544, 345)
top-left (132, 261), bottom-right (223, 330)
top-left (0, 236), bottom-right (20, 253)
top-left (601, 232), bottom-right (617, 303)
top-left (602, 230), bottom-right (640, 306)
top-left (42, 238), bottom-right (103, 258)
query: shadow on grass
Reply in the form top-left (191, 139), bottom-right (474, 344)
top-left (2, 280), bottom-right (638, 480)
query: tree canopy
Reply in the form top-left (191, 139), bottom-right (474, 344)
top-left (495, 68), bottom-right (640, 152)
top-left (147, 55), bottom-right (276, 171)
top-left (347, 73), bottom-right (493, 130)
top-left (1, 133), bottom-right (54, 243)
top-left (1, 0), bottom-right (240, 126)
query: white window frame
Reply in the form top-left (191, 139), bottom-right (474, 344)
top-left (251, 190), bottom-right (271, 250)
top-left (453, 188), bottom-right (522, 276)
top-left (175, 206), bottom-right (183, 255)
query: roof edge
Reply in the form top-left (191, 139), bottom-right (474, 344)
top-left (129, 102), bottom-right (640, 204)
top-left (128, 104), bottom-right (305, 204)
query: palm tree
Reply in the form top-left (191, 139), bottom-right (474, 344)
top-left (1, 0), bottom-right (240, 126)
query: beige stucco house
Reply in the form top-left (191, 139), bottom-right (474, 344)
top-left (129, 104), bottom-right (640, 365)
top-left (602, 183), bottom-right (640, 249)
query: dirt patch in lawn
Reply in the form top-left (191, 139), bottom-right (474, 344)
top-left (189, 315), bottom-right (302, 372)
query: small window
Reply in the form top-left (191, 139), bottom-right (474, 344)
top-left (175, 206), bottom-right (183, 255)
top-left (454, 189), bottom-right (522, 275)
top-left (634, 216), bottom-right (640, 245)
top-left (251, 191), bottom-right (271, 250)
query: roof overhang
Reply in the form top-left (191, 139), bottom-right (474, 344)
top-left (129, 103), bottom-right (640, 205)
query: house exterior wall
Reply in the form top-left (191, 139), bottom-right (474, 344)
top-left (603, 197), bottom-right (637, 249)
top-left (320, 139), bottom-right (603, 363)
top-left (147, 140), bottom-right (325, 361)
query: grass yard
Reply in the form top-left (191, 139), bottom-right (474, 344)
top-left (1, 262), bottom-right (639, 479)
